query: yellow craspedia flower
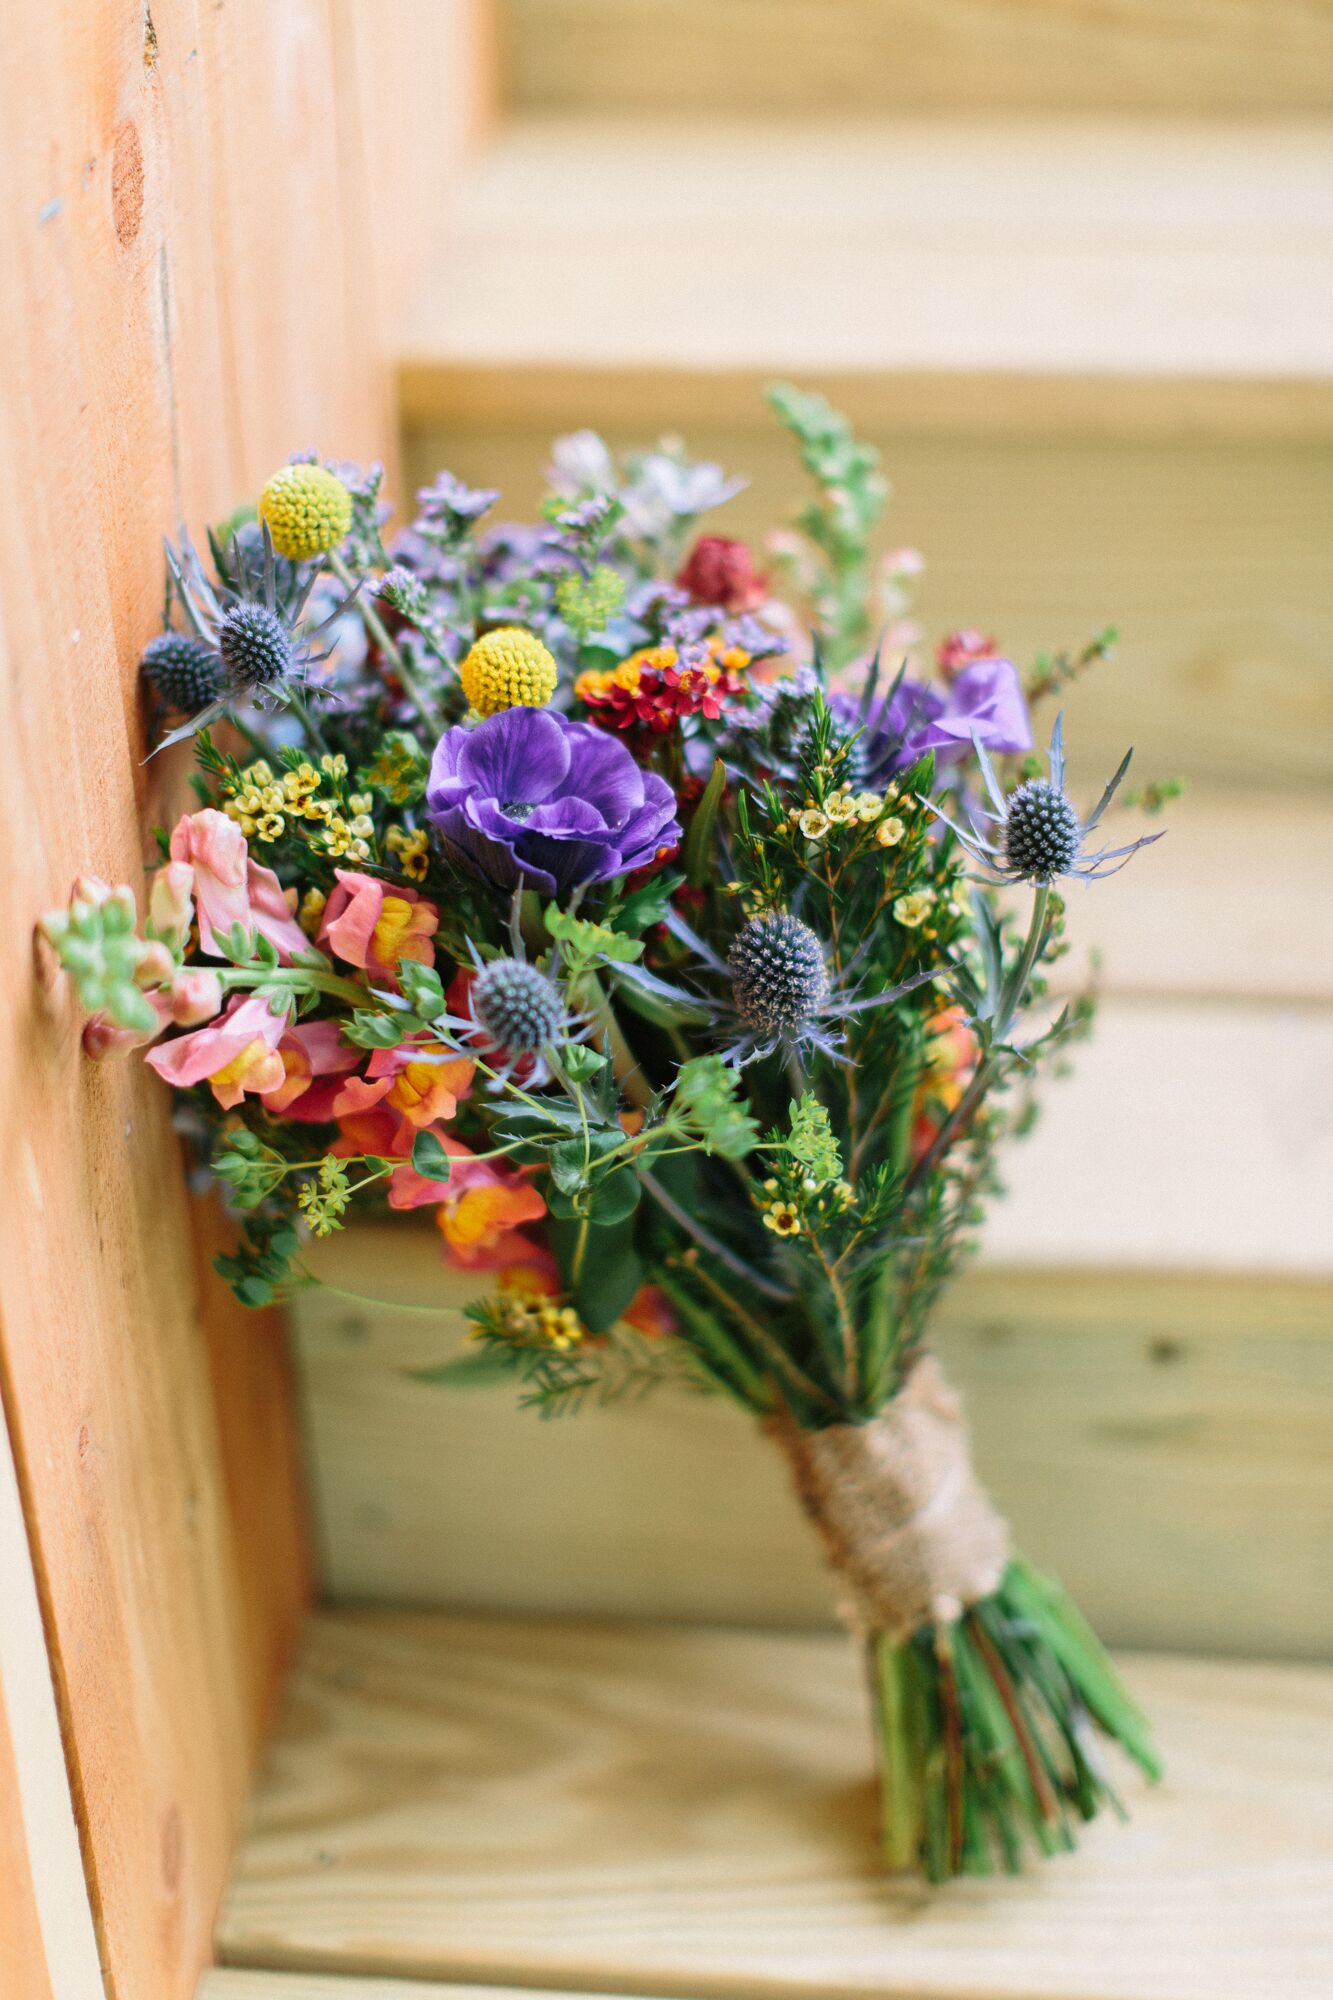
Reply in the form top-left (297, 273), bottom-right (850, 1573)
top-left (460, 626), bottom-right (558, 717)
top-left (257, 464), bottom-right (353, 560)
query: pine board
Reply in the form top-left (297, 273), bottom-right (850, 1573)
top-left (292, 1238), bottom-right (1333, 1656)
top-left (202, 1978), bottom-right (650, 1999)
top-left (216, 1611), bottom-right (1333, 2000)
top-left (501, 0), bottom-right (1333, 119)
top-left (0, 4), bottom-right (426, 1996)
top-left (0, 1396), bottom-right (102, 2000)
top-left (402, 122), bottom-right (1333, 438)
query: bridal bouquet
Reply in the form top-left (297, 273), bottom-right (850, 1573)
top-left (44, 389), bottom-right (1167, 1881)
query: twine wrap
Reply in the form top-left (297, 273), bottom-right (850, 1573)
top-left (768, 1357), bottom-right (1010, 1641)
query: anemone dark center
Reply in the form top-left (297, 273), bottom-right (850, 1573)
top-left (728, 913), bottom-right (830, 1035)
top-left (501, 799), bottom-right (535, 821)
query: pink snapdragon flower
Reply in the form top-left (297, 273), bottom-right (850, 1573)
top-left (168, 809), bottom-right (306, 960)
top-left (145, 994), bottom-right (287, 1108)
top-left (318, 870), bottom-right (439, 985)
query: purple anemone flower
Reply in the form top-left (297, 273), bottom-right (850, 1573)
top-left (832, 656), bottom-right (1031, 787)
top-left (426, 707), bottom-right (681, 898)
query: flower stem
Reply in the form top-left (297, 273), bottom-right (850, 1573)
top-left (639, 1167), bottom-right (793, 1303)
top-left (329, 551), bottom-right (445, 738)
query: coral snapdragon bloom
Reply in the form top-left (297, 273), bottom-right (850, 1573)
top-left (435, 1169), bottom-right (547, 1268)
top-left (318, 869), bottom-right (439, 984)
top-left (169, 809), bottom-right (307, 960)
top-left (145, 994), bottom-right (287, 1108)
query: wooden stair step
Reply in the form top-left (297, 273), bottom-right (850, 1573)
top-left (499, 0), bottom-right (1333, 121)
top-left (215, 1610), bottom-right (1333, 2000)
top-left (201, 1976), bottom-right (646, 1999)
top-left (401, 121), bottom-right (1333, 439)
top-left (292, 1242), bottom-right (1333, 1655)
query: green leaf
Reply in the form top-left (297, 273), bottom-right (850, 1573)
top-left (561, 1043), bottom-right (607, 1082)
top-left (612, 871), bottom-right (684, 937)
top-left (408, 1348), bottom-right (519, 1387)
top-left (683, 756), bottom-right (726, 888)
top-left (343, 1009), bottom-right (413, 1049)
top-left (584, 1166), bottom-right (641, 1226)
top-left (410, 1130), bottom-right (452, 1182)
top-left (398, 958), bottom-right (446, 1018)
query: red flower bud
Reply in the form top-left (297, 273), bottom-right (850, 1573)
top-left (676, 536), bottom-right (766, 614)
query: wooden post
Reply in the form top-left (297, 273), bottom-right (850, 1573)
top-left (0, 4), bottom-right (490, 1995)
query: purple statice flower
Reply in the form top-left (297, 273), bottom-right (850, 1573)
top-left (832, 657), bottom-right (1031, 786)
top-left (426, 707), bottom-right (681, 898)
top-left (413, 470), bottom-right (500, 542)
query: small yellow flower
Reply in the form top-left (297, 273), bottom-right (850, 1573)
top-left (256, 812), bottom-right (285, 842)
top-left (798, 809), bottom-right (830, 841)
top-left (386, 825), bottom-right (430, 882)
top-left (893, 889), bottom-right (936, 928)
top-left (348, 813), bottom-right (375, 840)
top-left (348, 791), bottom-right (373, 815)
top-left (763, 1201), bottom-right (802, 1237)
top-left (855, 790), bottom-right (883, 821)
top-left (347, 837), bottom-right (372, 862)
top-left (824, 788), bottom-right (860, 825)
top-left (324, 817), bottom-right (353, 857)
top-left (282, 762), bottom-right (320, 803)
top-left (242, 758), bottom-right (274, 785)
top-left (320, 752), bottom-right (348, 779)
top-left (876, 816), bottom-right (906, 848)
top-left (257, 464), bottom-right (353, 561)
top-left (298, 887), bottom-right (327, 936)
top-left (259, 783), bottom-right (286, 813)
top-left (303, 796), bottom-right (334, 822)
top-left (460, 626), bottom-right (558, 717)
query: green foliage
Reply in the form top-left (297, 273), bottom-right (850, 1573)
top-left (766, 381), bottom-right (888, 666)
top-left (555, 563), bottom-right (626, 643)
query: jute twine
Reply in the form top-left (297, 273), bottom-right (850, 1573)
top-left (767, 1356), bottom-right (1010, 1641)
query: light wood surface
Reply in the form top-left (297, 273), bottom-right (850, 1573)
top-left (216, 1610), bottom-right (1333, 2000)
top-left (0, 3), bottom-right (433, 1994)
top-left (501, 0), bottom-right (1333, 119)
top-left (202, 1976), bottom-right (650, 1999)
top-left (407, 415), bottom-right (1333, 795)
top-left (0, 1396), bottom-right (103, 2000)
top-left (292, 1233), bottom-right (1332, 1657)
top-left (403, 122), bottom-right (1333, 438)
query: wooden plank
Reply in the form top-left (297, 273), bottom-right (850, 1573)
top-left (337, 0), bottom-right (500, 348)
top-left (291, 1233), bottom-right (1333, 1657)
top-left (501, 0), bottom-right (1333, 119)
top-left (215, 1611), bottom-right (1333, 2000)
top-left (406, 416), bottom-right (1333, 796)
top-left (0, 3), bottom-right (417, 1994)
top-left (402, 122), bottom-right (1333, 436)
top-left (0, 1393), bottom-right (104, 2000)
top-left (202, 1975), bottom-right (651, 1999)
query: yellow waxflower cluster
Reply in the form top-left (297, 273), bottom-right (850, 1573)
top-left (257, 464), bottom-right (353, 560)
top-left (222, 754), bottom-right (374, 863)
top-left (459, 626), bottom-right (557, 717)
top-left (788, 785), bottom-right (891, 845)
top-left (385, 824), bottom-right (430, 882)
top-left (482, 1287), bottom-right (586, 1351)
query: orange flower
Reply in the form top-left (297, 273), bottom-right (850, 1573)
top-left (378, 1044), bottom-right (475, 1129)
top-left (435, 1173), bottom-right (547, 1268)
top-left (318, 869), bottom-right (438, 984)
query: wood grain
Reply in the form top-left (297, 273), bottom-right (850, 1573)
top-left (0, 3), bottom-right (428, 1995)
top-left (0, 1393), bottom-right (103, 2000)
top-left (501, 0), bottom-right (1333, 119)
top-left (216, 1610), bottom-right (1333, 2000)
top-left (402, 122), bottom-right (1333, 432)
top-left (202, 1976), bottom-right (650, 1999)
top-left (291, 1233), bottom-right (1333, 1657)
